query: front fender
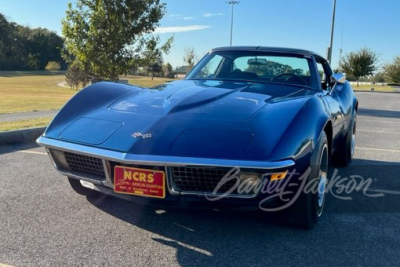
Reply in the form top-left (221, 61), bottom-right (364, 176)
top-left (268, 95), bottom-right (331, 167)
top-left (44, 82), bottom-right (140, 138)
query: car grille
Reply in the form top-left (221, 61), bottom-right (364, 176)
top-left (64, 152), bottom-right (105, 178)
top-left (171, 166), bottom-right (237, 193)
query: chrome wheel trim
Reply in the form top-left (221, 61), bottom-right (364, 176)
top-left (317, 144), bottom-right (329, 217)
top-left (318, 174), bottom-right (327, 207)
top-left (351, 113), bottom-right (357, 157)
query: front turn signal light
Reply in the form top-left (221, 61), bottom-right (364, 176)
top-left (270, 170), bottom-right (288, 181)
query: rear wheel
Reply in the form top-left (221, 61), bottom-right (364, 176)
top-left (279, 131), bottom-right (329, 229)
top-left (68, 177), bottom-right (100, 197)
top-left (333, 110), bottom-right (357, 167)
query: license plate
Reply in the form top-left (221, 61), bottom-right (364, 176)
top-left (114, 166), bottom-right (165, 199)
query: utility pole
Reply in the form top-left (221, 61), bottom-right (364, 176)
top-left (338, 19), bottom-right (344, 72)
top-left (327, 0), bottom-right (337, 65)
top-left (226, 1), bottom-right (240, 46)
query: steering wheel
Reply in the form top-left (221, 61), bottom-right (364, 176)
top-left (273, 73), bottom-right (308, 86)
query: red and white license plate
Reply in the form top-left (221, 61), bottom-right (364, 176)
top-left (114, 166), bottom-right (165, 199)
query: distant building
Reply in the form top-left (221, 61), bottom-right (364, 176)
top-left (174, 65), bottom-right (191, 79)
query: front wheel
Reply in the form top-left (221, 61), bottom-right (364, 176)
top-left (279, 131), bottom-right (329, 229)
top-left (333, 110), bottom-right (357, 167)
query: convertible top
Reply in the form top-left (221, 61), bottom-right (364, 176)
top-left (210, 46), bottom-right (323, 59)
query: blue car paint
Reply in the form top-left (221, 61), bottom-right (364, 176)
top-left (44, 80), bottom-right (322, 164)
top-left (38, 47), bottom-right (358, 210)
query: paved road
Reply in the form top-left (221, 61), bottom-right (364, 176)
top-left (0, 110), bottom-right (59, 123)
top-left (0, 92), bottom-right (399, 266)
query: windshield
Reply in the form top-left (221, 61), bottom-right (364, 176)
top-left (186, 51), bottom-right (314, 88)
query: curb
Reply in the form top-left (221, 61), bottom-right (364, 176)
top-left (0, 127), bottom-right (45, 145)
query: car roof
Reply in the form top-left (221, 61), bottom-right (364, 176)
top-left (210, 46), bottom-right (324, 59)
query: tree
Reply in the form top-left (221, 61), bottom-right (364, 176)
top-left (372, 72), bottom-right (386, 83)
top-left (0, 14), bottom-right (13, 69)
top-left (0, 13), bottom-right (65, 71)
top-left (183, 48), bottom-right (196, 70)
top-left (383, 56), bottom-right (400, 83)
top-left (163, 62), bottom-right (174, 78)
top-left (65, 63), bottom-right (91, 90)
top-left (340, 48), bottom-right (378, 85)
top-left (245, 61), bottom-right (304, 77)
top-left (141, 35), bottom-right (173, 79)
top-left (148, 63), bottom-right (163, 78)
top-left (62, 0), bottom-right (169, 82)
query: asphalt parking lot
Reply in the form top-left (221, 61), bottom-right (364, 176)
top-left (0, 91), bottom-right (399, 267)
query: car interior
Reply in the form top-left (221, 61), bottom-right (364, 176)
top-left (193, 53), bottom-right (314, 87)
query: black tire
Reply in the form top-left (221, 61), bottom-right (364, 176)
top-left (279, 131), bottom-right (329, 229)
top-left (68, 177), bottom-right (100, 197)
top-left (333, 110), bottom-right (357, 167)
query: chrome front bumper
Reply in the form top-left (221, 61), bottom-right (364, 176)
top-left (37, 136), bottom-right (295, 199)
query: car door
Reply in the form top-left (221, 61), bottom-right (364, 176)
top-left (315, 57), bottom-right (348, 149)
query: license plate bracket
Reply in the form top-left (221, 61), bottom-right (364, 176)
top-left (114, 166), bottom-right (165, 199)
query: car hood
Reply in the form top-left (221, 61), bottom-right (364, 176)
top-left (110, 80), bottom-right (280, 122)
top-left (49, 80), bottom-right (316, 161)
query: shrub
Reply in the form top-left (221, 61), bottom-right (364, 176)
top-left (65, 64), bottom-right (91, 90)
top-left (45, 61), bottom-right (61, 71)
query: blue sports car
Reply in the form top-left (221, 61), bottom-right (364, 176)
top-left (37, 47), bottom-right (358, 228)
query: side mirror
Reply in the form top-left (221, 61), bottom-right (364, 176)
top-left (331, 73), bottom-right (346, 84)
top-left (328, 73), bottom-right (346, 95)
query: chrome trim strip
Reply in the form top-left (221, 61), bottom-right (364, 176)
top-left (58, 169), bottom-right (104, 185)
top-left (102, 159), bottom-right (113, 188)
top-left (37, 137), bottom-right (295, 170)
top-left (46, 148), bottom-right (59, 169)
top-left (166, 166), bottom-right (178, 196)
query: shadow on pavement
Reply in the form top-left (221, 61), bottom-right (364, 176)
top-left (358, 108), bottom-right (400, 119)
top-left (0, 141), bottom-right (41, 155)
top-left (87, 158), bottom-right (400, 266)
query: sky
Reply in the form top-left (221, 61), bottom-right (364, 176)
top-left (1, 0), bottom-right (399, 69)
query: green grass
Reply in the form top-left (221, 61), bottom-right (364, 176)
top-left (0, 71), bottom-right (77, 114)
top-left (125, 75), bottom-right (174, 87)
top-left (351, 84), bottom-right (397, 92)
top-left (0, 72), bottom-right (174, 114)
top-left (0, 117), bottom-right (52, 132)
top-left (0, 72), bottom-right (174, 131)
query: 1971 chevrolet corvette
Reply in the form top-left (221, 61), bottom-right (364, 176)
top-left (37, 47), bottom-right (358, 228)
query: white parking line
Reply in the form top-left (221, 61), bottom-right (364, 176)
top-left (367, 189), bottom-right (400, 195)
top-left (174, 223), bottom-right (195, 232)
top-left (155, 236), bottom-right (212, 256)
top-left (358, 129), bottom-right (400, 134)
top-left (17, 150), bottom-right (47, 155)
top-left (360, 118), bottom-right (400, 124)
top-left (357, 147), bottom-right (400, 153)
top-left (0, 263), bottom-right (16, 267)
